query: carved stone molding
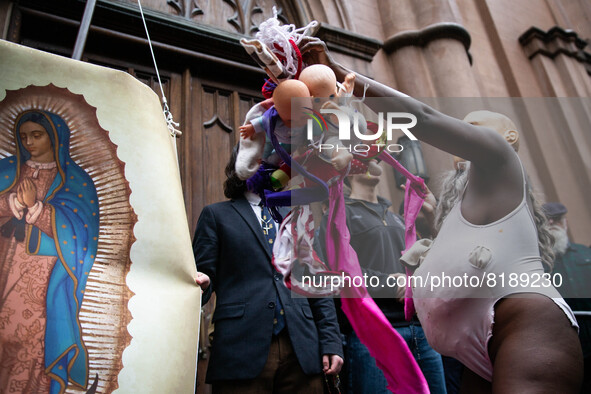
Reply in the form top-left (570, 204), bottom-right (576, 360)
top-left (519, 26), bottom-right (591, 75)
top-left (166, 0), bottom-right (203, 20)
top-left (312, 22), bottom-right (382, 62)
top-left (383, 22), bottom-right (472, 63)
top-left (165, 0), bottom-right (290, 36)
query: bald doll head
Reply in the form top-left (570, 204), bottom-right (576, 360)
top-left (299, 64), bottom-right (338, 100)
top-left (453, 110), bottom-right (520, 170)
top-left (273, 79), bottom-right (311, 128)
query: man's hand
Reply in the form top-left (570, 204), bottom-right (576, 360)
top-left (299, 37), bottom-right (335, 68)
top-left (400, 182), bottom-right (435, 214)
top-left (195, 272), bottom-right (210, 292)
top-left (401, 182), bottom-right (437, 237)
top-left (420, 184), bottom-right (436, 216)
top-left (389, 273), bottom-right (406, 301)
top-left (322, 354), bottom-right (344, 375)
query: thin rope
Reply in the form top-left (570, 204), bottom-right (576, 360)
top-left (137, 0), bottom-right (181, 138)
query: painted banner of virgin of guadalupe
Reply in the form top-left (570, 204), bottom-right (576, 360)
top-left (0, 41), bottom-right (201, 393)
top-left (0, 108), bottom-right (100, 393)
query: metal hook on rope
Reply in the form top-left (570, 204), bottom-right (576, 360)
top-left (137, 0), bottom-right (182, 138)
top-left (162, 98), bottom-right (182, 137)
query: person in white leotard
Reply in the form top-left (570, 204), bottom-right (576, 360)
top-left (300, 38), bottom-right (583, 393)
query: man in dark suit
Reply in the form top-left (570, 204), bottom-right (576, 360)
top-left (193, 146), bottom-right (343, 393)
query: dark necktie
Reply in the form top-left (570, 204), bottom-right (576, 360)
top-left (261, 204), bottom-right (285, 335)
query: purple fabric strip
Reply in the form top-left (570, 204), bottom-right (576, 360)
top-left (262, 107), bottom-right (330, 205)
top-left (325, 180), bottom-right (428, 393)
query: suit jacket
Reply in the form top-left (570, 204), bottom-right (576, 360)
top-left (193, 196), bottom-right (343, 383)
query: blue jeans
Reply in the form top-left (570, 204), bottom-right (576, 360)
top-left (343, 324), bottom-right (447, 394)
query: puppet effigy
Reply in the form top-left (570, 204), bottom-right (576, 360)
top-left (236, 12), bottom-right (430, 394)
top-left (0, 110), bottom-right (99, 393)
top-left (236, 15), bottom-right (381, 193)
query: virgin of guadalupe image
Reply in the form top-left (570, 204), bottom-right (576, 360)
top-left (0, 109), bottom-right (99, 393)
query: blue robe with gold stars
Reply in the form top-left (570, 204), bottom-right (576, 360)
top-left (0, 110), bottom-right (99, 394)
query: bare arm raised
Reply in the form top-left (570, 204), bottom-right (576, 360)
top-left (300, 37), bottom-right (523, 224)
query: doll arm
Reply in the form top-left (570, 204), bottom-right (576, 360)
top-left (337, 73), bottom-right (356, 98)
top-left (240, 97), bottom-right (276, 139)
top-left (239, 123), bottom-right (257, 140)
top-left (236, 109), bottom-right (269, 180)
top-left (249, 116), bottom-right (268, 135)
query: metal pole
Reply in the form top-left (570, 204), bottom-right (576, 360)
top-left (72, 0), bottom-right (97, 60)
top-left (574, 311), bottom-right (591, 317)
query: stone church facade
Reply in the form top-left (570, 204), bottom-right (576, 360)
top-left (1, 1), bottom-right (589, 391)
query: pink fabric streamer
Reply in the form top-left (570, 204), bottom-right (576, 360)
top-left (378, 151), bottom-right (427, 320)
top-left (325, 178), bottom-right (429, 394)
